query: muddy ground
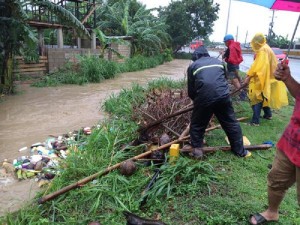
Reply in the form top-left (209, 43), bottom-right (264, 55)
top-left (0, 59), bottom-right (191, 216)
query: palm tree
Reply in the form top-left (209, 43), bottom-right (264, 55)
top-left (0, 0), bottom-right (90, 94)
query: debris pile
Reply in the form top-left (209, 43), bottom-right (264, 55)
top-left (133, 88), bottom-right (192, 142)
top-left (132, 88), bottom-right (217, 145)
top-left (1, 127), bottom-right (93, 187)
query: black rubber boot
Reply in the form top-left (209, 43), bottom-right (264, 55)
top-left (190, 147), bottom-right (204, 159)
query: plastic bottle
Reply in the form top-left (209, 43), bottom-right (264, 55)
top-left (169, 144), bottom-right (180, 164)
top-left (13, 159), bottom-right (22, 169)
top-left (18, 146), bottom-right (28, 152)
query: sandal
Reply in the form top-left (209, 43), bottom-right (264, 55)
top-left (249, 213), bottom-right (278, 225)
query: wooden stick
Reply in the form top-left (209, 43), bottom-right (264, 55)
top-left (205, 117), bottom-right (248, 132)
top-left (38, 135), bottom-right (190, 204)
top-left (179, 123), bottom-right (190, 140)
top-left (180, 144), bottom-right (273, 153)
top-left (230, 83), bottom-right (248, 96)
top-left (137, 106), bottom-right (193, 132)
top-left (139, 109), bottom-right (180, 137)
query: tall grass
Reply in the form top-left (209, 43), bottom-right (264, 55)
top-left (32, 54), bottom-right (171, 87)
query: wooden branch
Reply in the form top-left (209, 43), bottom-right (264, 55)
top-left (230, 83), bottom-right (248, 96)
top-left (205, 117), bottom-right (248, 132)
top-left (138, 106), bottom-right (194, 132)
top-left (179, 123), bottom-right (190, 140)
top-left (81, 5), bottom-right (99, 24)
top-left (139, 109), bottom-right (180, 137)
top-left (180, 144), bottom-right (273, 153)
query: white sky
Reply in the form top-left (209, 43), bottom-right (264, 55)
top-left (139, 0), bottom-right (300, 43)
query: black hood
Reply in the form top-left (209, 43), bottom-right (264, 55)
top-left (192, 46), bottom-right (210, 61)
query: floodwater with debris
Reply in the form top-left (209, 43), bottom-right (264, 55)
top-left (0, 59), bottom-right (191, 216)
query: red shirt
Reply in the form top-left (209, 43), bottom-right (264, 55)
top-left (277, 95), bottom-right (300, 167)
top-left (224, 40), bottom-right (243, 65)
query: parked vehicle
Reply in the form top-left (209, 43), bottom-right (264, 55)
top-left (253, 48), bottom-right (289, 65)
top-left (190, 40), bottom-right (203, 50)
top-left (272, 48), bottom-right (289, 64)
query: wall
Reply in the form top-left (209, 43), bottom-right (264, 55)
top-left (48, 48), bottom-right (101, 73)
top-left (110, 42), bottom-right (131, 62)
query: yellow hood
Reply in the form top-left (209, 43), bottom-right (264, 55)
top-left (250, 33), bottom-right (266, 52)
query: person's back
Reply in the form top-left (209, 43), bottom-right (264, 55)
top-left (187, 45), bottom-right (250, 159)
top-left (222, 34), bottom-right (246, 100)
top-left (188, 55), bottom-right (229, 106)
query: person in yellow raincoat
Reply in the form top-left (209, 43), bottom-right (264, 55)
top-left (244, 33), bottom-right (288, 126)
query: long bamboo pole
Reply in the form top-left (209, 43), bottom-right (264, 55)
top-left (38, 136), bottom-right (190, 204)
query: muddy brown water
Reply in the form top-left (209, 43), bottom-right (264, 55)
top-left (0, 59), bottom-right (191, 216)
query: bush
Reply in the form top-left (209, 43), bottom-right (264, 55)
top-left (32, 54), bottom-right (168, 87)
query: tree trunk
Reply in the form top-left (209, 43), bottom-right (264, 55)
top-left (1, 53), bottom-right (14, 94)
top-left (1, 51), bottom-right (13, 94)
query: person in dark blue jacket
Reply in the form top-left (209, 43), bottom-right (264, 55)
top-left (187, 46), bottom-right (251, 159)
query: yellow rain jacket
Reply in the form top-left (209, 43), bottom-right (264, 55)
top-left (247, 33), bottom-right (288, 109)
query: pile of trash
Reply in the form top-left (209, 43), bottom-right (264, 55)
top-left (1, 126), bottom-right (93, 187)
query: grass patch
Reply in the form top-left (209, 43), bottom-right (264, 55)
top-left (1, 78), bottom-right (299, 225)
top-left (32, 53), bottom-right (172, 87)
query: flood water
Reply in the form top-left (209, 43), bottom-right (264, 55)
top-left (0, 59), bottom-right (191, 216)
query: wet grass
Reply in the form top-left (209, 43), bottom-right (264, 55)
top-left (32, 54), bottom-right (171, 87)
top-left (1, 78), bottom-right (299, 225)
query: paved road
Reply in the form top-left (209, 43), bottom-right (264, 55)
top-left (182, 47), bottom-right (300, 82)
top-left (209, 51), bottom-right (300, 82)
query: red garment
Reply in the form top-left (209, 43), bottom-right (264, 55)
top-left (277, 95), bottom-right (300, 167)
top-left (225, 40), bottom-right (243, 65)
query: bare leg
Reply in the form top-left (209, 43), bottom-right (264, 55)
top-left (250, 149), bottom-right (295, 224)
top-left (231, 78), bottom-right (241, 90)
top-left (249, 190), bottom-right (281, 224)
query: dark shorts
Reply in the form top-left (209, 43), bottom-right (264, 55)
top-left (227, 64), bottom-right (239, 79)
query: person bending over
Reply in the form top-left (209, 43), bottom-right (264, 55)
top-left (187, 45), bottom-right (251, 159)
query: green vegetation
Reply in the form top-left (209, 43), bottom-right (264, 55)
top-left (158, 0), bottom-right (220, 51)
top-left (97, 0), bottom-right (171, 56)
top-left (1, 78), bottom-right (299, 225)
top-left (0, 0), bottom-right (91, 94)
top-left (32, 52), bottom-right (172, 87)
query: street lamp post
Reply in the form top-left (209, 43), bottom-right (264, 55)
top-left (225, 0), bottom-right (232, 35)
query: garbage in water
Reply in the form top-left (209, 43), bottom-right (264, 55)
top-left (0, 126), bottom-right (94, 187)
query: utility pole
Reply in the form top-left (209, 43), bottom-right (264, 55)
top-left (236, 26), bottom-right (239, 41)
top-left (267, 10), bottom-right (275, 42)
top-left (244, 30), bottom-right (248, 45)
top-left (225, 0), bottom-right (232, 35)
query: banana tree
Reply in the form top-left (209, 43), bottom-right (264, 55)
top-left (94, 28), bottom-right (124, 59)
top-left (97, 0), bottom-right (170, 56)
top-left (0, 0), bottom-right (90, 94)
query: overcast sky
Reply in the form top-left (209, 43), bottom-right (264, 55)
top-left (139, 0), bottom-right (300, 43)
